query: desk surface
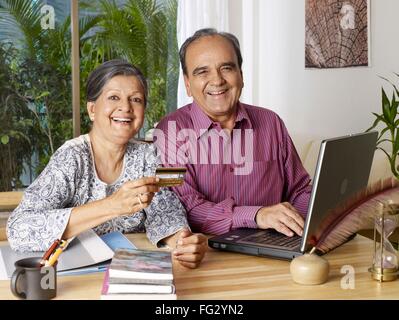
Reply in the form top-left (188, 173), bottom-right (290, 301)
top-left (0, 234), bottom-right (398, 300)
top-left (0, 192), bottom-right (23, 241)
top-left (0, 192), bottom-right (23, 211)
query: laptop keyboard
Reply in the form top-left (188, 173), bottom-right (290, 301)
top-left (238, 229), bottom-right (302, 249)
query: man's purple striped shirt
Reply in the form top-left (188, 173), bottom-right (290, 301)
top-left (155, 102), bottom-right (312, 235)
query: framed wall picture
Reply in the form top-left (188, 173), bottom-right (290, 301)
top-left (305, 0), bottom-right (370, 69)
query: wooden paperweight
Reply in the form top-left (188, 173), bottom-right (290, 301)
top-left (290, 253), bottom-right (330, 285)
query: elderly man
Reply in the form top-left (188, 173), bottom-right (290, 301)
top-left (155, 28), bottom-right (311, 237)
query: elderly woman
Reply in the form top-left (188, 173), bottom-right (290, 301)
top-left (7, 60), bottom-right (206, 268)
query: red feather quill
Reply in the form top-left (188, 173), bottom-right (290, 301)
top-left (309, 176), bottom-right (399, 254)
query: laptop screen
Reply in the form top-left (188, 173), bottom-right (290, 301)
top-left (300, 131), bottom-right (378, 253)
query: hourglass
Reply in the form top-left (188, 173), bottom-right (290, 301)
top-left (369, 201), bottom-right (399, 282)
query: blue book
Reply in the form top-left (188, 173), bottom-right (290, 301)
top-left (101, 231), bottom-right (137, 251)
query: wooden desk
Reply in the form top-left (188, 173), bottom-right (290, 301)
top-left (0, 192), bottom-right (22, 241)
top-left (0, 192), bottom-right (23, 211)
top-left (0, 234), bottom-right (398, 300)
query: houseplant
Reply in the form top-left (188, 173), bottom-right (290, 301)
top-left (367, 73), bottom-right (399, 180)
top-left (0, 0), bottom-right (178, 190)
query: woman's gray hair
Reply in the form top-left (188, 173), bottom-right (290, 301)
top-left (179, 28), bottom-right (243, 76)
top-left (86, 59), bottom-right (148, 105)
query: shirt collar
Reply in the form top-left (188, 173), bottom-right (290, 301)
top-left (190, 101), bottom-right (214, 137)
top-left (235, 102), bottom-right (253, 129)
top-left (190, 101), bottom-right (253, 139)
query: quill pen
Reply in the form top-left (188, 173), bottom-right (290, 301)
top-left (308, 176), bottom-right (399, 254)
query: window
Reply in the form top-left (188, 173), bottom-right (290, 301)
top-left (0, 0), bottom-right (178, 191)
top-left (0, 0), bottom-right (72, 190)
top-left (79, 0), bottom-right (179, 135)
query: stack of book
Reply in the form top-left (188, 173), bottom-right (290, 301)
top-left (101, 248), bottom-right (176, 300)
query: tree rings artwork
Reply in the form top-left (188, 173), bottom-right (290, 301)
top-left (305, 0), bottom-right (369, 68)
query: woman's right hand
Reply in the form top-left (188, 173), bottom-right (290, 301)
top-left (106, 176), bottom-right (160, 216)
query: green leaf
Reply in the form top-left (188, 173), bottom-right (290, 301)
top-left (0, 0), bottom-right (43, 58)
top-left (377, 147), bottom-right (392, 163)
top-left (366, 116), bottom-right (381, 131)
top-left (36, 91), bottom-right (50, 100)
top-left (381, 75), bottom-right (399, 99)
top-left (1, 135), bottom-right (9, 145)
top-left (373, 112), bottom-right (389, 127)
top-left (393, 83), bottom-right (399, 98)
top-left (394, 133), bottom-right (399, 155)
top-left (376, 138), bottom-right (393, 147)
top-left (390, 92), bottom-right (398, 123)
top-left (377, 127), bottom-right (390, 140)
top-left (382, 88), bottom-right (391, 122)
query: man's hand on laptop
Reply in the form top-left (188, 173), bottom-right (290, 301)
top-left (255, 202), bottom-right (304, 237)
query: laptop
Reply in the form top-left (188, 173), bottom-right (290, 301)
top-left (208, 131), bottom-right (378, 260)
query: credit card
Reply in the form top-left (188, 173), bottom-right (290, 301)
top-left (155, 167), bottom-right (187, 187)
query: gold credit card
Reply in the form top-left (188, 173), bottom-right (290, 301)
top-left (155, 167), bottom-right (187, 187)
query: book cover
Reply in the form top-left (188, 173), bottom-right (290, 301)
top-left (101, 267), bottom-right (111, 296)
top-left (100, 231), bottom-right (136, 251)
top-left (108, 248), bottom-right (173, 281)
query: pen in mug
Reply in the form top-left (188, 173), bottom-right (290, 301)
top-left (45, 240), bottom-right (69, 267)
top-left (39, 239), bottom-right (60, 267)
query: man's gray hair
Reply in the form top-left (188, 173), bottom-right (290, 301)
top-left (179, 28), bottom-right (243, 76)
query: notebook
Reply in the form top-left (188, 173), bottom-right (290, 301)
top-left (0, 229), bottom-right (135, 279)
top-left (208, 131), bottom-right (378, 260)
top-left (57, 231), bottom-right (136, 276)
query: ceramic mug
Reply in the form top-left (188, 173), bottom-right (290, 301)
top-left (10, 257), bottom-right (57, 300)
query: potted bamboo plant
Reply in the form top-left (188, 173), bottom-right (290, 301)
top-left (366, 73), bottom-right (399, 247)
top-left (367, 73), bottom-right (399, 180)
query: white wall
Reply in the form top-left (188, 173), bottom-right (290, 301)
top-left (229, 0), bottom-right (399, 153)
